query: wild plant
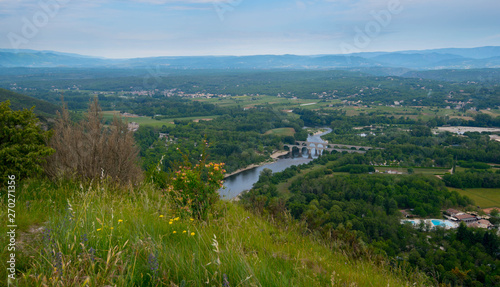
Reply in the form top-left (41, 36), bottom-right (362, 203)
top-left (168, 141), bottom-right (226, 220)
top-left (45, 97), bottom-right (142, 185)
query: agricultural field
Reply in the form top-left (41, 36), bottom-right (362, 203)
top-left (102, 111), bottom-right (217, 127)
top-left (449, 187), bottom-right (500, 208)
top-left (195, 94), bottom-right (485, 122)
top-left (481, 108), bottom-right (500, 117)
top-left (338, 105), bottom-right (473, 120)
top-left (195, 94), bottom-right (341, 110)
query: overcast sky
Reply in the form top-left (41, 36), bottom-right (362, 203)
top-left (1, 0), bottom-right (499, 58)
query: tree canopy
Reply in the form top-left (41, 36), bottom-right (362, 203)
top-left (0, 100), bottom-right (54, 183)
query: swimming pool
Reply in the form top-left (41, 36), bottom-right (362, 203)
top-left (430, 219), bottom-right (457, 228)
top-left (401, 219), bottom-right (458, 229)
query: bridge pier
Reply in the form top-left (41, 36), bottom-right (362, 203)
top-left (282, 142), bottom-right (374, 156)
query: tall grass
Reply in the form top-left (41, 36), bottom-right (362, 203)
top-left (0, 179), bottom-right (428, 286)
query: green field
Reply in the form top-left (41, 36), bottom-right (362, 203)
top-left (96, 94), bottom-right (487, 124)
top-left (102, 111), bottom-right (217, 127)
top-left (340, 105), bottom-right (473, 120)
top-left (264, 127), bottom-right (295, 136)
top-left (195, 94), bottom-right (341, 110)
top-left (449, 187), bottom-right (500, 208)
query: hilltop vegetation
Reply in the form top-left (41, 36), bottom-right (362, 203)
top-left (0, 88), bottom-right (59, 119)
top-left (0, 179), bottom-right (424, 286)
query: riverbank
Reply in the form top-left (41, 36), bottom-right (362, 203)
top-left (224, 150), bottom-right (289, 178)
top-left (309, 128), bottom-right (329, 142)
top-left (221, 127), bottom-right (332, 199)
top-left (224, 128), bottom-right (330, 178)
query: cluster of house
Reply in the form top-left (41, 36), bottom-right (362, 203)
top-left (127, 122), bottom-right (139, 132)
top-left (375, 169), bottom-right (404, 175)
top-left (445, 208), bottom-right (494, 229)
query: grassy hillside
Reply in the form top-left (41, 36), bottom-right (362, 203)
top-left (0, 179), bottom-right (425, 286)
top-left (0, 88), bottom-right (59, 118)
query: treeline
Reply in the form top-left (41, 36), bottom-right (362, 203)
top-left (458, 160), bottom-right (492, 169)
top-left (443, 170), bottom-right (500, 188)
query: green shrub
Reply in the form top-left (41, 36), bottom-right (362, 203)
top-left (169, 144), bottom-right (225, 220)
top-left (0, 100), bottom-right (54, 184)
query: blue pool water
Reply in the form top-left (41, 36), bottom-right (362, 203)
top-left (431, 219), bottom-right (456, 228)
top-left (401, 219), bottom-right (458, 229)
top-left (431, 219), bottom-right (445, 226)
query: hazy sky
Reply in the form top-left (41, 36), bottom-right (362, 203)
top-left (1, 0), bottom-right (499, 58)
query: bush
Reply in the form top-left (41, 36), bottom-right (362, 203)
top-left (0, 100), bottom-right (54, 183)
top-left (168, 144), bottom-right (225, 220)
top-left (45, 98), bottom-right (142, 185)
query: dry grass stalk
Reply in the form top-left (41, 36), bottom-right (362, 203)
top-left (46, 98), bottom-right (142, 185)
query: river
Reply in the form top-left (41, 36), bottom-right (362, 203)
top-left (219, 128), bottom-right (331, 199)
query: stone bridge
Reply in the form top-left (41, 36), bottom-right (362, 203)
top-left (282, 141), bottom-right (379, 157)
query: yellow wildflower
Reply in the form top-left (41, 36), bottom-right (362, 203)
top-left (191, 232), bottom-right (195, 236)
top-left (183, 230), bottom-right (187, 233)
top-left (169, 221), bottom-right (173, 225)
top-left (110, 227), bottom-right (114, 230)
top-left (190, 218), bottom-right (194, 221)
top-left (97, 228), bottom-right (102, 231)
top-left (173, 231), bottom-right (177, 234)
top-left (118, 219), bottom-right (123, 223)
top-left (159, 215), bottom-right (164, 218)
top-left (175, 217), bottom-right (180, 221)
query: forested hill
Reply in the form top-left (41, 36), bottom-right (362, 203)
top-left (0, 88), bottom-right (59, 122)
top-left (0, 88), bottom-right (59, 118)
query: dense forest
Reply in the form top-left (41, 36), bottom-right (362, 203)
top-left (443, 170), bottom-right (500, 188)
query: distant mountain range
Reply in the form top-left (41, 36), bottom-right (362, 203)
top-left (1, 46), bottom-right (500, 70)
